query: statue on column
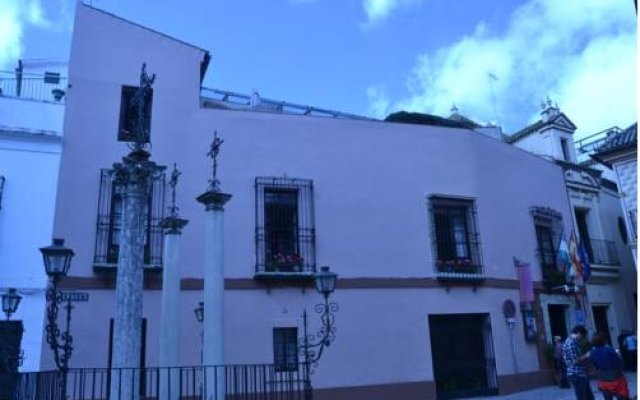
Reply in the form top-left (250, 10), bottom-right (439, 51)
top-left (128, 63), bottom-right (156, 149)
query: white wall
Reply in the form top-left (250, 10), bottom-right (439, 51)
top-left (0, 92), bottom-right (64, 371)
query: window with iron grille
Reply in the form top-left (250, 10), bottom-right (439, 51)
top-left (429, 196), bottom-right (482, 275)
top-left (273, 327), bottom-right (298, 372)
top-left (94, 169), bottom-right (165, 268)
top-left (531, 207), bottom-right (565, 288)
top-left (255, 177), bottom-right (315, 275)
top-left (118, 85), bottom-right (152, 143)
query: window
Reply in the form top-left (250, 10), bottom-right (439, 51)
top-left (429, 196), bottom-right (482, 275)
top-left (273, 328), bottom-right (298, 372)
top-left (118, 85), bottom-right (152, 142)
top-left (531, 207), bottom-right (565, 288)
top-left (535, 223), bottom-right (556, 269)
top-left (255, 177), bottom-right (315, 275)
top-left (560, 138), bottom-right (571, 161)
top-left (94, 168), bottom-right (165, 268)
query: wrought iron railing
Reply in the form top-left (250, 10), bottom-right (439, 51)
top-left (587, 238), bottom-right (619, 265)
top-left (93, 169), bottom-right (165, 269)
top-left (3, 364), bottom-right (310, 400)
top-left (0, 72), bottom-right (67, 103)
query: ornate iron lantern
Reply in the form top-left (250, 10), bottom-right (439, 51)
top-left (2, 289), bottom-right (21, 320)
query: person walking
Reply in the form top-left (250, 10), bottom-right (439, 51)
top-left (581, 333), bottom-right (630, 400)
top-left (555, 335), bottom-right (570, 388)
top-left (564, 325), bottom-right (595, 400)
top-left (623, 332), bottom-right (636, 372)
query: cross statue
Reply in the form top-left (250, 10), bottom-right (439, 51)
top-left (168, 163), bottom-right (181, 216)
top-left (207, 131), bottom-right (224, 191)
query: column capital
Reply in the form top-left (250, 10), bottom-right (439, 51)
top-left (196, 189), bottom-right (232, 211)
top-left (113, 150), bottom-right (163, 194)
top-left (159, 216), bottom-right (189, 235)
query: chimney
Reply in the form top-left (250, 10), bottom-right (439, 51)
top-left (250, 90), bottom-right (260, 108)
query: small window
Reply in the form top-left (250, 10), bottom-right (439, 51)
top-left (560, 138), bottom-right (571, 161)
top-left (44, 72), bottom-right (61, 84)
top-left (429, 196), bottom-right (482, 275)
top-left (273, 328), bottom-right (298, 372)
top-left (118, 85), bottom-right (153, 143)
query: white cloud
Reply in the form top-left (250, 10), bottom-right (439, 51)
top-left (366, 85), bottom-right (390, 118)
top-left (361, 0), bottom-right (422, 27)
top-left (372, 0), bottom-right (637, 138)
top-left (0, 0), bottom-right (51, 69)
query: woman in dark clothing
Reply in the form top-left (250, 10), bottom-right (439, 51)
top-left (582, 333), bottom-right (630, 400)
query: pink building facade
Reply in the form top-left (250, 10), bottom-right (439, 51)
top-left (47, 4), bottom-right (584, 398)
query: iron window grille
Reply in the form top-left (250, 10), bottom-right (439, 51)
top-left (273, 327), bottom-right (298, 372)
top-left (118, 85), bottom-right (152, 143)
top-left (94, 168), bottom-right (165, 268)
top-left (429, 196), bottom-right (483, 278)
top-left (530, 207), bottom-right (565, 289)
top-left (255, 177), bottom-right (315, 275)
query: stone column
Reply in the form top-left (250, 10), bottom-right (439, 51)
top-left (110, 149), bottom-right (158, 400)
top-left (158, 216), bottom-right (188, 400)
top-left (196, 189), bottom-right (231, 400)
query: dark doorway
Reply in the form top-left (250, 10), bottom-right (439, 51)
top-left (548, 304), bottom-right (568, 340)
top-left (592, 306), bottom-right (611, 345)
top-left (429, 314), bottom-right (498, 399)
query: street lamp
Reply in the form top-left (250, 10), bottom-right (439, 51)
top-left (2, 289), bottom-right (21, 320)
top-left (301, 266), bottom-right (338, 398)
top-left (39, 238), bottom-right (75, 374)
top-left (194, 302), bottom-right (204, 323)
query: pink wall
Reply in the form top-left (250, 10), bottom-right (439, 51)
top-left (48, 3), bottom-right (577, 391)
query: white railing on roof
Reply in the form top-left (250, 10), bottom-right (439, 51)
top-left (200, 87), bottom-right (375, 120)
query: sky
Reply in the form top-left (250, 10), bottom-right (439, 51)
top-left (0, 0), bottom-right (637, 138)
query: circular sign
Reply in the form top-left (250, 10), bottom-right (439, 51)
top-left (502, 299), bottom-right (516, 319)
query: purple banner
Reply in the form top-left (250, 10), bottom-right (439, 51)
top-left (515, 259), bottom-right (535, 303)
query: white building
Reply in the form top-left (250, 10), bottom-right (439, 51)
top-left (0, 64), bottom-right (66, 371)
top-left (506, 100), bottom-right (637, 345)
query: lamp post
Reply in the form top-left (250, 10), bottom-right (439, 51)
top-left (39, 238), bottom-right (80, 398)
top-left (301, 266), bottom-right (338, 399)
top-left (2, 289), bottom-right (21, 321)
top-left (0, 289), bottom-right (23, 374)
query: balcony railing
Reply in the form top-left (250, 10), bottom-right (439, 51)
top-left (2, 364), bottom-right (310, 400)
top-left (435, 262), bottom-right (485, 282)
top-left (0, 71), bottom-right (67, 103)
top-left (587, 238), bottom-right (619, 266)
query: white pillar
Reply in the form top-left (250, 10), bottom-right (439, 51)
top-left (159, 216), bottom-right (188, 400)
top-left (197, 190), bottom-right (231, 400)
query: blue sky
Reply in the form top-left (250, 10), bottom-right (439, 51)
top-left (1, 0), bottom-right (636, 138)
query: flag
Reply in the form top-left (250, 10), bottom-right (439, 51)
top-left (568, 231), bottom-right (583, 284)
top-left (487, 71), bottom-right (498, 81)
top-left (578, 239), bottom-right (591, 283)
top-left (556, 232), bottom-right (570, 273)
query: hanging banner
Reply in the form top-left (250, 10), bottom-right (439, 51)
top-left (514, 258), bottom-right (534, 303)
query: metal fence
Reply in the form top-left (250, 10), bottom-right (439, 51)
top-left (0, 72), bottom-right (67, 103)
top-left (3, 364), bottom-right (310, 400)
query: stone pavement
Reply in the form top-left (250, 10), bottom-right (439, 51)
top-left (473, 373), bottom-right (637, 400)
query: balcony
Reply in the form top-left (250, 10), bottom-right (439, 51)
top-left (435, 260), bottom-right (485, 284)
top-left (0, 72), bottom-right (67, 103)
top-left (585, 238), bottom-right (621, 283)
top-left (3, 364), bottom-right (309, 400)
